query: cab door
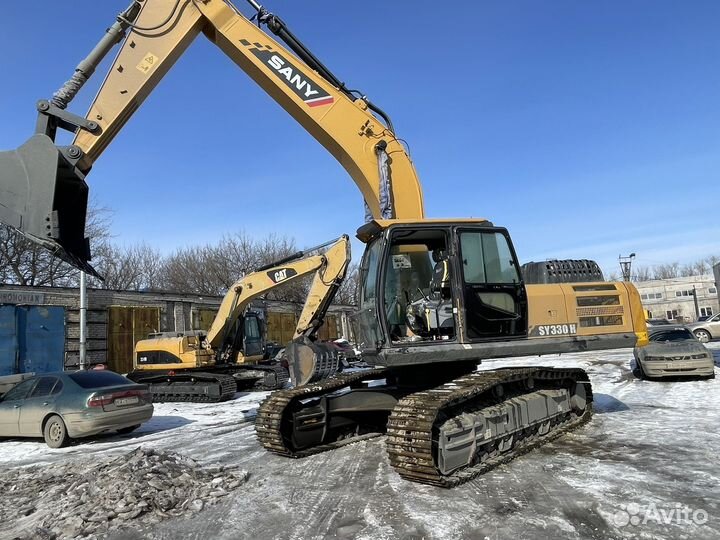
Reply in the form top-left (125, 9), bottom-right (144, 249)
top-left (243, 314), bottom-right (264, 358)
top-left (456, 228), bottom-right (528, 341)
top-left (352, 239), bottom-right (384, 354)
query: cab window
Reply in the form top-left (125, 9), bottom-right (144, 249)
top-left (360, 239), bottom-right (382, 303)
top-left (245, 317), bottom-right (261, 339)
top-left (460, 231), bottom-right (520, 284)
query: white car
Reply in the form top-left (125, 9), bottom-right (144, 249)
top-left (633, 327), bottom-right (715, 380)
top-left (686, 313), bottom-right (720, 343)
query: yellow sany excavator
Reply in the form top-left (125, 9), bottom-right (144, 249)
top-left (128, 235), bottom-right (351, 402)
top-left (0, 0), bottom-right (648, 486)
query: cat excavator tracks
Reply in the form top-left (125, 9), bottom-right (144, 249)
top-left (386, 367), bottom-right (593, 487)
top-left (142, 372), bottom-right (238, 403)
top-left (256, 368), bottom-right (388, 458)
top-left (253, 364), bottom-right (290, 391)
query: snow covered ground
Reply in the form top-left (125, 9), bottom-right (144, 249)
top-left (1, 344), bottom-right (719, 540)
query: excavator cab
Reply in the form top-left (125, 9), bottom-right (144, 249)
top-left (354, 219), bottom-right (528, 365)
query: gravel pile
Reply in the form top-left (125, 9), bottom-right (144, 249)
top-left (0, 447), bottom-right (249, 539)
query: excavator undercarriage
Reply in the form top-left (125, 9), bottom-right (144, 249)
top-left (128, 363), bottom-right (289, 403)
top-left (256, 364), bottom-right (592, 487)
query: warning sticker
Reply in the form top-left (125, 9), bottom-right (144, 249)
top-left (136, 53), bottom-right (159, 74)
top-left (392, 254), bottom-right (411, 269)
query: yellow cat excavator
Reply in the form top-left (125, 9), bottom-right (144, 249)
top-left (0, 0), bottom-right (648, 486)
top-left (128, 235), bottom-right (351, 402)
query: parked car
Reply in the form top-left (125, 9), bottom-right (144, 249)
top-left (646, 318), bottom-right (672, 326)
top-left (686, 313), bottom-right (720, 343)
top-left (633, 327), bottom-right (715, 380)
top-left (0, 371), bottom-right (153, 448)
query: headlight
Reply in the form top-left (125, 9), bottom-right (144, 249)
top-left (691, 353), bottom-right (711, 359)
top-left (643, 356), bottom-right (664, 362)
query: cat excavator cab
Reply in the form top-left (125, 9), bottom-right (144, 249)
top-left (0, 0), bottom-right (648, 486)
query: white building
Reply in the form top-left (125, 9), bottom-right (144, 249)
top-left (634, 275), bottom-right (718, 323)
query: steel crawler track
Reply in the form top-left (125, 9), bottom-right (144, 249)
top-left (386, 367), bottom-right (593, 487)
top-left (147, 372), bottom-right (237, 403)
top-left (252, 364), bottom-right (290, 391)
top-left (256, 368), bottom-right (388, 457)
top-left (257, 366), bottom-right (593, 486)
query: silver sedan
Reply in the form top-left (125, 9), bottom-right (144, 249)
top-left (0, 370), bottom-right (153, 447)
top-left (633, 327), bottom-right (715, 380)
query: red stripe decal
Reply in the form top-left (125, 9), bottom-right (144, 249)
top-left (306, 97), bottom-right (334, 107)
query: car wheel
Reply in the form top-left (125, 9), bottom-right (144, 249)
top-left (117, 425), bottom-right (140, 435)
top-left (694, 329), bottom-right (711, 343)
top-left (633, 359), bottom-right (646, 380)
top-left (43, 415), bottom-right (69, 448)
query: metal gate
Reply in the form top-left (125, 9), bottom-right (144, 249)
top-left (266, 312), bottom-right (298, 345)
top-left (107, 307), bottom-right (160, 374)
top-left (0, 305), bottom-right (66, 375)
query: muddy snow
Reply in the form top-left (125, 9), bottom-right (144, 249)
top-left (1, 344), bottom-right (718, 540)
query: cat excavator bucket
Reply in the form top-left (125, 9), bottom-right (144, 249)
top-left (0, 133), bottom-right (98, 277)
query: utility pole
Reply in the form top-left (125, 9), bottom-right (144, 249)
top-left (692, 285), bottom-right (700, 320)
top-left (79, 271), bottom-right (87, 370)
top-left (619, 253), bottom-right (636, 282)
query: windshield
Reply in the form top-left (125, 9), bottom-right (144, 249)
top-left (649, 329), bottom-right (694, 342)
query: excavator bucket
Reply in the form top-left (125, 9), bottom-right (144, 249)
top-left (0, 134), bottom-right (99, 277)
top-left (286, 338), bottom-right (342, 387)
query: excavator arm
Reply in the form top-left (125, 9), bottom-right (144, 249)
top-left (0, 0), bottom-right (424, 272)
top-left (205, 235), bottom-right (350, 357)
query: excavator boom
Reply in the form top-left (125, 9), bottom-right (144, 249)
top-left (0, 0), bottom-right (424, 269)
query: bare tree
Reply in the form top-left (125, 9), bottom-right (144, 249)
top-left (162, 245), bottom-right (222, 295)
top-left (0, 202), bottom-right (111, 287)
top-left (335, 263), bottom-right (359, 305)
top-left (89, 243), bottom-right (165, 291)
top-left (161, 232), bottom-right (305, 301)
top-left (634, 266), bottom-right (653, 282)
top-left (653, 262), bottom-right (680, 280)
top-left (679, 263), bottom-right (696, 278)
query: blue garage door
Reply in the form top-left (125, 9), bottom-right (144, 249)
top-left (0, 306), bottom-right (18, 376)
top-left (0, 306), bottom-right (65, 375)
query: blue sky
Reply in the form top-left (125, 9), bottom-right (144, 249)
top-left (1, 1), bottom-right (718, 275)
